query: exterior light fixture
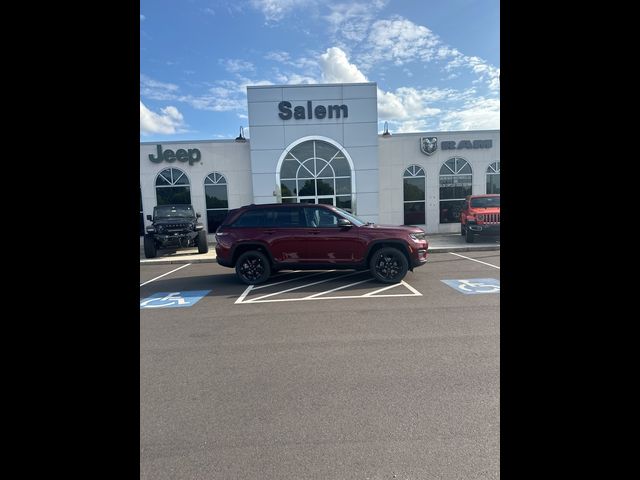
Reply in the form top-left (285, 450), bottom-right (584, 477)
top-left (235, 126), bottom-right (247, 142)
top-left (382, 121), bottom-right (391, 137)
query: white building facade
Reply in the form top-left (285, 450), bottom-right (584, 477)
top-left (140, 82), bottom-right (499, 238)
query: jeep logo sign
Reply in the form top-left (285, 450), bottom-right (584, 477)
top-left (148, 145), bottom-right (201, 165)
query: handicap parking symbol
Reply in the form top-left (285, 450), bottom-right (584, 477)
top-left (441, 278), bottom-right (500, 295)
top-left (140, 290), bottom-right (211, 309)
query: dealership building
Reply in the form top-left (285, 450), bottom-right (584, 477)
top-left (140, 82), bottom-right (499, 238)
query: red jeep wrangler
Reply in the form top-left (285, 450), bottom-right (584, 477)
top-left (460, 194), bottom-right (500, 243)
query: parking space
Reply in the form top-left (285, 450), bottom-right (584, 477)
top-left (140, 250), bottom-right (499, 314)
top-left (140, 250), bottom-right (499, 479)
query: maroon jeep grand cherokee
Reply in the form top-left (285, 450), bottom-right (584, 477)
top-left (215, 203), bottom-right (428, 285)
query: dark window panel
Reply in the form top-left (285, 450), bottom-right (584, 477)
top-left (156, 186), bottom-right (191, 205)
top-left (280, 180), bottom-right (297, 197)
top-left (335, 178), bottom-right (351, 195)
top-left (316, 178), bottom-right (334, 195)
top-left (280, 159), bottom-right (299, 179)
top-left (440, 199), bottom-right (465, 224)
top-left (206, 209), bottom-right (228, 234)
top-left (403, 201), bottom-right (425, 225)
top-left (403, 177), bottom-right (425, 201)
top-left (205, 185), bottom-right (228, 208)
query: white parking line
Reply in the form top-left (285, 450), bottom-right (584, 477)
top-left (448, 252), bottom-right (500, 269)
top-left (139, 263), bottom-right (192, 287)
top-left (235, 272), bottom-right (422, 304)
top-left (248, 270), bottom-right (366, 302)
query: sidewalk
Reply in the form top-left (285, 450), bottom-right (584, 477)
top-left (140, 234), bottom-right (499, 265)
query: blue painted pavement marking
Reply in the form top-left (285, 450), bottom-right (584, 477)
top-left (441, 278), bottom-right (500, 295)
top-left (140, 290), bottom-right (211, 309)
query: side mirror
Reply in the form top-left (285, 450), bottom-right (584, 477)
top-left (146, 215), bottom-right (152, 221)
top-left (196, 213), bottom-right (201, 218)
top-left (337, 218), bottom-right (352, 228)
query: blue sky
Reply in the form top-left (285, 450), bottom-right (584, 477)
top-left (140, 0), bottom-right (499, 141)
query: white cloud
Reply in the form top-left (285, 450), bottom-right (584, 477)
top-left (140, 102), bottom-right (186, 135)
top-left (361, 18), bottom-right (440, 68)
top-left (324, 1), bottom-right (387, 42)
top-left (222, 59), bottom-right (255, 73)
top-left (437, 97), bottom-right (500, 131)
top-left (265, 51), bottom-right (291, 63)
top-left (318, 47), bottom-right (368, 83)
top-left (140, 14), bottom-right (145, 21)
top-left (203, 8), bottom-right (215, 16)
top-left (249, 0), bottom-right (316, 22)
top-left (140, 74), bottom-right (179, 100)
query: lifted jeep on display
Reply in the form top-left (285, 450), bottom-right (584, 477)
top-left (460, 194), bottom-right (500, 243)
top-left (143, 204), bottom-right (208, 258)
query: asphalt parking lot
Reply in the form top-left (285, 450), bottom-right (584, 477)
top-left (140, 250), bottom-right (500, 479)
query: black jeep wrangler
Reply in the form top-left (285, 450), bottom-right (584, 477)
top-left (143, 204), bottom-right (208, 258)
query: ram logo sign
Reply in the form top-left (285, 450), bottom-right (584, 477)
top-left (420, 137), bottom-right (438, 156)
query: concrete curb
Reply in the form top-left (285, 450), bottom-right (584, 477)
top-left (139, 244), bottom-right (500, 265)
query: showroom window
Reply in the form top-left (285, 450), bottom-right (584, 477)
top-left (279, 139), bottom-right (353, 211)
top-left (403, 165), bottom-right (426, 225)
top-left (140, 185), bottom-right (144, 236)
top-left (204, 172), bottom-right (229, 234)
top-left (486, 161), bottom-right (500, 194)
top-left (439, 157), bottom-right (472, 223)
top-left (155, 168), bottom-right (191, 205)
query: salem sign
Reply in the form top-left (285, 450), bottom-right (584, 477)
top-left (148, 145), bottom-right (201, 165)
top-left (278, 100), bottom-right (349, 120)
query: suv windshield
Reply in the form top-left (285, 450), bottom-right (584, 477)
top-left (154, 205), bottom-right (195, 218)
top-left (470, 197), bottom-right (500, 208)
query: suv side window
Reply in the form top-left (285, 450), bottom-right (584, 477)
top-left (267, 208), bottom-right (304, 227)
top-left (232, 209), bottom-right (266, 227)
top-left (305, 207), bottom-right (339, 227)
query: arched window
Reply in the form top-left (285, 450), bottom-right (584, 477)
top-left (155, 168), bottom-right (191, 205)
top-left (439, 157), bottom-right (472, 223)
top-left (204, 172), bottom-right (229, 233)
top-left (403, 165), bottom-right (426, 225)
top-left (279, 139), bottom-right (353, 211)
top-left (486, 161), bottom-right (500, 194)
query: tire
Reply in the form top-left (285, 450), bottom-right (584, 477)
top-left (235, 250), bottom-right (271, 285)
top-left (369, 247), bottom-right (409, 284)
top-left (197, 230), bottom-right (208, 254)
top-left (143, 235), bottom-right (157, 258)
top-left (465, 228), bottom-right (475, 243)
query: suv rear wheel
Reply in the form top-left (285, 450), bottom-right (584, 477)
top-left (370, 247), bottom-right (408, 283)
top-left (236, 250), bottom-right (271, 285)
top-left (197, 230), bottom-right (208, 254)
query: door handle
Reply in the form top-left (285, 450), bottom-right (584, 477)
top-left (265, 230), bottom-right (275, 234)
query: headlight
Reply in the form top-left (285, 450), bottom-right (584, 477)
top-left (477, 214), bottom-right (485, 221)
top-left (145, 226), bottom-right (155, 233)
top-left (410, 233), bottom-right (426, 242)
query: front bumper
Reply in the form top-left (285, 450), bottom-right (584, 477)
top-left (467, 223), bottom-right (500, 235)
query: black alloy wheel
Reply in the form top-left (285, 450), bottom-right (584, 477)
top-left (235, 251), bottom-right (271, 285)
top-left (370, 247), bottom-right (409, 283)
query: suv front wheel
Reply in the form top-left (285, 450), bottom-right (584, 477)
top-left (370, 247), bottom-right (408, 283)
top-left (236, 250), bottom-right (271, 285)
top-left (143, 235), bottom-right (157, 258)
